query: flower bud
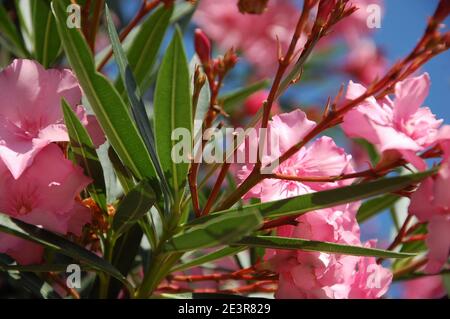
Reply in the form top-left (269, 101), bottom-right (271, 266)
top-left (194, 28), bottom-right (212, 65)
top-left (316, 0), bottom-right (337, 27)
top-left (224, 48), bottom-right (238, 70)
top-left (238, 0), bottom-right (269, 14)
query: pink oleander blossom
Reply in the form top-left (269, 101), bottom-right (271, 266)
top-left (403, 275), bottom-right (446, 299)
top-left (237, 109), bottom-right (354, 201)
top-left (0, 144), bottom-right (92, 264)
top-left (243, 90), bottom-right (280, 116)
top-left (342, 73), bottom-right (442, 170)
top-left (332, 0), bottom-right (384, 43)
top-left (343, 38), bottom-right (387, 85)
top-left (348, 240), bottom-right (393, 299)
top-left (235, 109), bottom-right (392, 298)
top-left (265, 205), bottom-right (392, 299)
top-left (409, 127), bottom-right (450, 273)
top-left (194, 0), bottom-right (302, 76)
top-left (0, 59), bottom-right (105, 179)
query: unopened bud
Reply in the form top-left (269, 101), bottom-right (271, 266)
top-left (316, 0), bottom-right (337, 26)
top-left (238, 0), bottom-right (269, 14)
top-left (194, 28), bottom-right (212, 65)
top-left (224, 48), bottom-right (238, 70)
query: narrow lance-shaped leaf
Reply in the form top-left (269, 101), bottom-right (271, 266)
top-left (32, 0), bottom-right (60, 67)
top-left (0, 4), bottom-right (28, 56)
top-left (0, 261), bottom-right (93, 273)
top-left (164, 209), bottom-right (263, 252)
top-left (0, 214), bottom-right (131, 291)
top-left (105, 5), bottom-right (172, 211)
top-left (0, 254), bottom-right (59, 299)
top-left (154, 27), bottom-right (192, 202)
top-left (112, 181), bottom-right (156, 238)
top-left (356, 194), bottom-right (400, 223)
top-left (52, 0), bottom-right (158, 187)
top-left (187, 170), bottom-right (435, 227)
top-left (62, 99), bottom-right (107, 213)
top-left (107, 224), bottom-right (143, 298)
top-left (236, 236), bottom-right (415, 259)
top-left (108, 146), bottom-right (135, 194)
top-left (115, 5), bottom-right (173, 96)
top-left (171, 246), bottom-right (246, 273)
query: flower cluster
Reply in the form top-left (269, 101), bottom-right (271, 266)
top-left (194, 0), bottom-right (385, 82)
top-left (0, 59), bottom-right (104, 264)
top-left (236, 109), bottom-right (392, 299)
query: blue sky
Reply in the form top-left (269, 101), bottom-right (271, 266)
top-left (375, 0), bottom-right (449, 121)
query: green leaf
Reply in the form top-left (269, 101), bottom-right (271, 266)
top-left (171, 246), bottom-right (246, 273)
top-left (0, 262), bottom-right (92, 273)
top-left (52, 0), bottom-right (158, 185)
top-left (237, 236), bottom-right (415, 259)
top-left (112, 181), bottom-right (156, 238)
top-left (116, 5), bottom-right (172, 95)
top-left (108, 146), bottom-right (135, 194)
top-left (170, 1), bottom-right (196, 25)
top-left (400, 223), bottom-right (427, 253)
top-left (0, 254), bottom-right (59, 299)
top-left (393, 269), bottom-right (450, 282)
top-left (106, 6), bottom-right (171, 211)
top-left (62, 99), bottom-right (107, 212)
top-left (32, 0), bottom-right (60, 67)
top-left (0, 4), bottom-right (28, 56)
top-left (154, 27), bottom-right (192, 202)
top-left (443, 273), bottom-right (450, 296)
top-left (107, 224), bottom-right (143, 298)
top-left (188, 170), bottom-right (434, 227)
top-left (164, 209), bottom-right (263, 252)
top-left (354, 139), bottom-right (380, 167)
top-left (219, 79), bottom-right (270, 112)
top-left (356, 194), bottom-right (400, 223)
top-left (0, 214), bottom-right (130, 290)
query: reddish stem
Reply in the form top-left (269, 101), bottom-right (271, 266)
top-left (97, 0), bottom-right (162, 71)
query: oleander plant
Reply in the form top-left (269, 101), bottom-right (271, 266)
top-left (0, 0), bottom-right (449, 299)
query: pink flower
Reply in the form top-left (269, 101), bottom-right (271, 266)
top-left (343, 38), bottom-right (387, 85)
top-left (235, 109), bottom-right (392, 298)
top-left (348, 241), bottom-right (393, 299)
top-left (403, 275), bottom-right (446, 299)
top-left (333, 0), bottom-right (384, 43)
top-left (243, 90), bottom-right (280, 116)
top-left (342, 73), bottom-right (442, 170)
top-left (265, 203), bottom-right (361, 299)
top-left (409, 173), bottom-right (450, 273)
top-left (0, 234), bottom-right (44, 265)
top-left (194, 0), bottom-right (303, 76)
top-left (409, 128), bottom-right (450, 273)
top-left (0, 59), bottom-right (105, 179)
top-left (0, 144), bottom-right (92, 264)
top-left (237, 109), bottom-right (353, 201)
top-left (265, 206), bottom-right (392, 299)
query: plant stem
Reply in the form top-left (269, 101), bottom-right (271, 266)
top-left (97, 0), bottom-right (162, 71)
top-left (87, 0), bottom-right (105, 52)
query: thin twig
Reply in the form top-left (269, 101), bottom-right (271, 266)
top-left (97, 0), bottom-right (162, 71)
